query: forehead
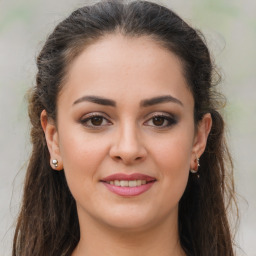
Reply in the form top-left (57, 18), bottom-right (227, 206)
top-left (59, 34), bottom-right (193, 108)
top-left (65, 34), bottom-right (185, 81)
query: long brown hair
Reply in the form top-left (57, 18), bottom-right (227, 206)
top-left (13, 1), bottom-right (238, 255)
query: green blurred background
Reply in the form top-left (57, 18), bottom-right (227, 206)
top-left (0, 0), bottom-right (255, 255)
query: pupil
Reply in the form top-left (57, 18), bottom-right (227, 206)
top-left (91, 117), bottom-right (103, 126)
top-left (153, 117), bottom-right (164, 126)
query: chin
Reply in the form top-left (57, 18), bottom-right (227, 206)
top-left (95, 205), bottom-right (168, 232)
top-left (104, 216), bottom-right (155, 232)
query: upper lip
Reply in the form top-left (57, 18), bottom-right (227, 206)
top-left (101, 173), bottom-right (156, 182)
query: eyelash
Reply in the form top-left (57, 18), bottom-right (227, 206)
top-left (80, 112), bottom-right (177, 129)
top-left (80, 113), bottom-right (112, 129)
top-left (144, 113), bottom-right (177, 128)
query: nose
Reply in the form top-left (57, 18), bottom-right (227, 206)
top-left (109, 123), bottom-right (147, 165)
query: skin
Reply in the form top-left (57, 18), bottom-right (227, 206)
top-left (41, 34), bottom-right (212, 256)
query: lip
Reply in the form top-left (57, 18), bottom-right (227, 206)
top-left (100, 173), bottom-right (157, 197)
top-left (101, 173), bottom-right (156, 182)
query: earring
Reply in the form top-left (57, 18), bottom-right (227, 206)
top-left (52, 159), bottom-right (58, 168)
top-left (190, 158), bottom-right (200, 174)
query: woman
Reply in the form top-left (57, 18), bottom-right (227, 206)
top-left (13, 0), bottom-right (238, 255)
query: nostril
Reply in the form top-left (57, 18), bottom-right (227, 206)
top-left (109, 138), bottom-right (147, 164)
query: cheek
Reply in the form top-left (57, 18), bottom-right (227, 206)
top-left (149, 131), bottom-right (193, 202)
top-left (152, 131), bottom-right (193, 173)
top-left (58, 131), bottom-right (109, 191)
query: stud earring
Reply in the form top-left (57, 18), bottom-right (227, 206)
top-left (52, 159), bottom-right (58, 168)
top-left (190, 158), bottom-right (200, 174)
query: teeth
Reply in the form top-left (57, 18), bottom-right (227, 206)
top-left (107, 180), bottom-right (149, 187)
top-left (114, 180), bottom-right (120, 186)
top-left (120, 180), bottom-right (129, 187)
top-left (129, 180), bottom-right (137, 187)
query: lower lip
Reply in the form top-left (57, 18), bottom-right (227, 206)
top-left (102, 182), bottom-right (155, 196)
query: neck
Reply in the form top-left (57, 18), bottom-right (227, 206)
top-left (72, 210), bottom-right (185, 256)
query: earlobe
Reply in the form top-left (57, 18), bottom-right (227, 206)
top-left (40, 110), bottom-right (63, 170)
top-left (191, 113), bottom-right (212, 164)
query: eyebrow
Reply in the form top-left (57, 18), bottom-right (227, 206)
top-left (140, 95), bottom-right (183, 107)
top-left (73, 95), bottom-right (116, 106)
top-left (73, 95), bottom-right (183, 107)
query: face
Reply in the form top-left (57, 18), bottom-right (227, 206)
top-left (42, 34), bottom-right (211, 232)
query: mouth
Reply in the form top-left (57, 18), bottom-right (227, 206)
top-left (100, 173), bottom-right (157, 196)
top-left (104, 179), bottom-right (152, 187)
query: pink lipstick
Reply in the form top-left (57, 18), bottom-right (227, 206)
top-left (101, 173), bottom-right (156, 196)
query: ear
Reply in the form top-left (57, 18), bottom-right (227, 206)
top-left (190, 113), bottom-right (212, 168)
top-left (41, 110), bottom-right (63, 170)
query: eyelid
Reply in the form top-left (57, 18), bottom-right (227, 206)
top-left (145, 111), bottom-right (176, 120)
top-left (80, 112), bottom-right (112, 128)
top-left (143, 112), bottom-right (178, 128)
top-left (79, 111), bottom-right (177, 129)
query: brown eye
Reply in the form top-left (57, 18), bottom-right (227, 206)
top-left (144, 114), bottom-right (177, 129)
top-left (80, 114), bottom-right (112, 128)
top-left (152, 116), bottom-right (165, 126)
top-left (91, 116), bottom-right (103, 126)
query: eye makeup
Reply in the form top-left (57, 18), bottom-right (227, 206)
top-left (79, 110), bottom-right (178, 131)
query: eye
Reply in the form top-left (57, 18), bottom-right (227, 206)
top-left (144, 113), bottom-right (177, 128)
top-left (80, 113), bottom-right (112, 128)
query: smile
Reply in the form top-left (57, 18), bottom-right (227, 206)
top-left (105, 180), bottom-right (148, 187)
top-left (101, 173), bottom-right (156, 196)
